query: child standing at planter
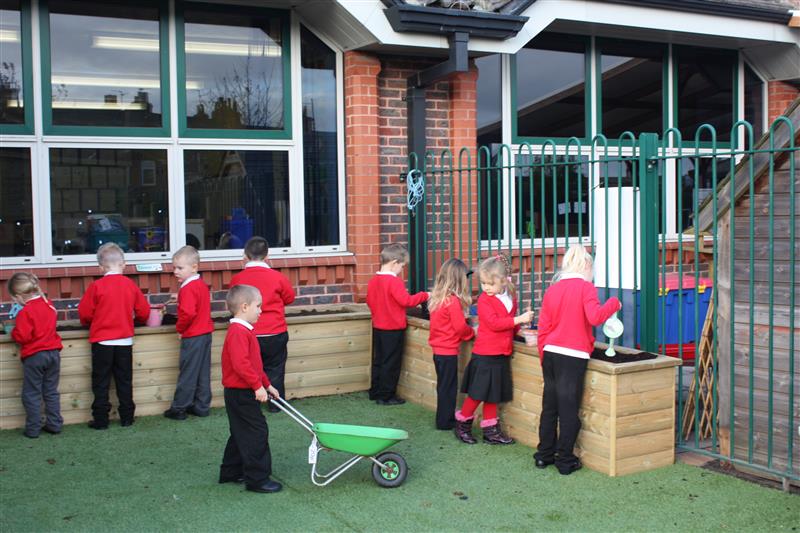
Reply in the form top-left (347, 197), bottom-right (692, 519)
top-left (78, 243), bottom-right (150, 429)
top-left (164, 245), bottom-right (214, 420)
top-left (455, 254), bottom-right (533, 445)
top-left (534, 244), bottom-right (621, 475)
top-left (427, 258), bottom-right (474, 430)
top-left (366, 243), bottom-right (429, 406)
top-left (230, 237), bottom-right (295, 413)
top-left (219, 284), bottom-right (282, 493)
top-left (7, 273), bottom-right (63, 438)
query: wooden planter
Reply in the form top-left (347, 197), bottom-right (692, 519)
top-left (398, 316), bottom-right (682, 477)
top-left (0, 305), bottom-right (371, 430)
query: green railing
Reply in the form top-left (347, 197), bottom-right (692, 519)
top-left (406, 115), bottom-right (798, 485)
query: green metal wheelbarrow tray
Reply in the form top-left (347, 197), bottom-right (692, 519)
top-left (273, 397), bottom-right (409, 487)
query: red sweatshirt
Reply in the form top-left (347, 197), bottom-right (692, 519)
top-left (536, 277), bottom-right (621, 361)
top-left (366, 273), bottom-right (428, 330)
top-left (11, 296), bottom-right (63, 359)
top-left (472, 292), bottom-right (519, 356)
top-left (221, 320), bottom-right (272, 391)
top-left (78, 273), bottom-right (150, 343)
top-left (428, 294), bottom-right (474, 355)
top-left (176, 276), bottom-right (214, 338)
top-left (230, 263), bottom-right (295, 335)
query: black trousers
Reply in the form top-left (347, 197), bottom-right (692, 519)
top-left (220, 388), bottom-right (272, 486)
top-left (369, 329), bottom-right (405, 401)
top-left (90, 343), bottom-right (135, 423)
top-left (535, 351), bottom-right (588, 468)
top-left (433, 355), bottom-right (458, 430)
top-left (257, 333), bottom-right (289, 398)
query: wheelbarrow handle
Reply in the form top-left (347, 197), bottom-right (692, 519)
top-left (272, 396), bottom-right (316, 435)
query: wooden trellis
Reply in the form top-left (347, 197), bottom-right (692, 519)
top-left (681, 300), bottom-right (716, 440)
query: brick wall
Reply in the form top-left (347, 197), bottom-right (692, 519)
top-left (767, 80), bottom-right (800, 124)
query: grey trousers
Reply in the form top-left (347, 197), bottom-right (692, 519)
top-left (21, 350), bottom-right (63, 436)
top-left (170, 333), bottom-right (212, 413)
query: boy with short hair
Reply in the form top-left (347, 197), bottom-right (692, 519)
top-left (78, 243), bottom-right (150, 429)
top-left (219, 284), bottom-right (282, 494)
top-left (230, 237), bottom-right (295, 413)
top-left (366, 243), bottom-right (429, 405)
top-left (164, 245), bottom-right (214, 420)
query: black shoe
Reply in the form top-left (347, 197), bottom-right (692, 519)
top-left (218, 474), bottom-right (245, 484)
top-left (376, 397), bottom-right (405, 406)
top-left (186, 406), bottom-right (209, 417)
top-left (163, 408), bottom-right (187, 420)
top-left (454, 419), bottom-right (477, 445)
top-left (557, 460), bottom-right (583, 476)
top-left (88, 420), bottom-right (108, 430)
top-left (23, 431), bottom-right (39, 439)
top-left (43, 426), bottom-right (62, 435)
top-left (482, 423), bottom-right (515, 445)
top-left (120, 418), bottom-right (134, 427)
top-left (245, 479), bottom-right (283, 493)
top-left (534, 457), bottom-right (555, 469)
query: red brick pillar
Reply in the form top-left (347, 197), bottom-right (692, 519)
top-left (345, 51), bottom-right (382, 302)
top-left (767, 80), bottom-right (800, 125)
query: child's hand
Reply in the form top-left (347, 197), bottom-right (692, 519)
top-left (255, 386), bottom-right (268, 402)
top-left (515, 309), bottom-right (534, 325)
top-left (266, 385), bottom-right (280, 400)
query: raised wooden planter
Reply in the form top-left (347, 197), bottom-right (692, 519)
top-left (398, 316), bottom-right (681, 477)
top-left (0, 305), bottom-right (371, 430)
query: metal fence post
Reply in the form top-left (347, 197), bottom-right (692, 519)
top-left (638, 133), bottom-right (659, 352)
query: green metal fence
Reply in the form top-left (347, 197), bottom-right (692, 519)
top-left (405, 115), bottom-right (798, 485)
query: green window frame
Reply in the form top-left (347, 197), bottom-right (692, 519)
top-left (672, 45), bottom-right (738, 149)
top-left (38, 0), bottom-right (171, 137)
top-left (594, 38), bottom-right (668, 147)
top-left (176, 1), bottom-right (292, 140)
top-left (511, 34), bottom-right (592, 145)
top-left (0, 0), bottom-right (34, 135)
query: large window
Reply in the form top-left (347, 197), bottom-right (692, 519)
top-left (515, 33), bottom-right (588, 140)
top-left (179, 4), bottom-right (289, 137)
top-left (476, 54), bottom-right (501, 147)
top-left (744, 63), bottom-right (765, 145)
top-left (49, 148), bottom-right (169, 256)
top-left (42, 0), bottom-right (168, 133)
top-left (0, 147), bottom-right (33, 257)
top-left (0, 0), bottom-right (31, 131)
top-left (183, 150), bottom-right (290, 250)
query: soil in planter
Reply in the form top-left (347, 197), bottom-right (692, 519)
top-left (591, 347), bottom-right (658, 364)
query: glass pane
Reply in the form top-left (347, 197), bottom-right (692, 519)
top-left (676, 47), bottom-right (735, 142)
top-left (48, 1), bottom-right (162, 128)
top-left (744, 64), bottom-right (764, 146)
top-left (0, 1), bottom-right (24, 125)
top-left (516, 155), bottom-right (591, 240)
top-left (49, 148), bottom-right (169, 255)
top-left (479, 148), bottom-right (504, 242)
top-left (516, 33), bottom-right (585, 138)
top-left (183, 150), bottom-right (290, 250)
top-left (676, 156), bottom-right (730, 232)
top-left (184, 8), bottom-right (284, 130)
top-left (599, 40), bottom-right (664, 139)
top-left (0, 147), bottom-right (33, 256)
top-left (476, 54), bottom-right (501, 147)
top-left (301, 26), bottom-right (338, 246)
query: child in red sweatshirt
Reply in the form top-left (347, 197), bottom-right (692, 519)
top-left (219, 284), bottom-right (281, 494)
top-left (164, 245), bottom-right (214, 420)
top-left (8, 273), bottom-right (63, 438)
top-left (427, 258), bottom-right (474, 430)
top-left (366, 243), bottom-right (429, 405)
top-left (230, 236), bottom-right (295, 413)
top-left (78, 243), bottom-right (149, 429)
top-left (534, 244), bottom-right (621, 475)
top-left (454, 254), bottom-right (533, 445)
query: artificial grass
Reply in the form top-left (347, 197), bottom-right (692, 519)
top-left (1, 393), bottom-right (798, 532)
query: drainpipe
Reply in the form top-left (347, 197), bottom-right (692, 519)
top-left (407, 31), bottom-right (469, 294)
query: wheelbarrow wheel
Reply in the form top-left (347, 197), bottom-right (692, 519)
top-left (372, 452), bottom-right (407, 488)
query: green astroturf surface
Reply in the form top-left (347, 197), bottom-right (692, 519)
top-left (1, 393), bottom-right (798, 532)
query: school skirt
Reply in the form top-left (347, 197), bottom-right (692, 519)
top-left (460, 354), bottom-right (513, 403)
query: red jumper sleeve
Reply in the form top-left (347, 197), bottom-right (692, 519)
top-left (230, 334), bottom-right (264, 391)
top-left (281, 275), bottom-right (296, 306)
top-left (175, 287), bottom-right (197, 334)
top-left (389, 278), bottom-right (428, 308)
top-left (478, 296), bottom-right (516, 332)
top-left (582, 284), bottom-right (621, 326)
top-left (536, 299), bottom-right (553, 360)
top-left (78, 284), bottom-right (96, 326)
top-left (10, 308), bottom-right (34, 346)
top-left (447, 298), bottom-right (475, 342)
top-left (133, 285), bottom-right (151, 324)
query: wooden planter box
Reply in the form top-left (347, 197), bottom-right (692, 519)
top-left (398, 317), bottom-right (682, 477)
top-left (0, 305), bottom-right (371, 430)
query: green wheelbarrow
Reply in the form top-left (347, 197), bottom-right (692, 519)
top-left (272, 397), bottom-right (409, 488)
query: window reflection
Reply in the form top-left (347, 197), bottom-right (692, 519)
top-left (184, 8), bottom-right (284, 130)
top-left (48, 0), bottom-right (162, 128)
top-left (49, 148), bottom-right (169, 255)
top-left (0, 147), bottom-right (33, 256)
top-left (301, 26), bottom-right (338, 246)
top-left (744, 64), bottom-right (764, 146)
top-left (676, 157), bottom-right (729, 232)
top-left (676, 47), bottom-right (735, 143)
top-left (476, 54), bottom-right (501, 147)
top-left (516, 33), bottom-right (586, 138)
top-left (184, 150), bottom-right (290, 250)
top-left (0, 0), bottom-right (24, 125)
